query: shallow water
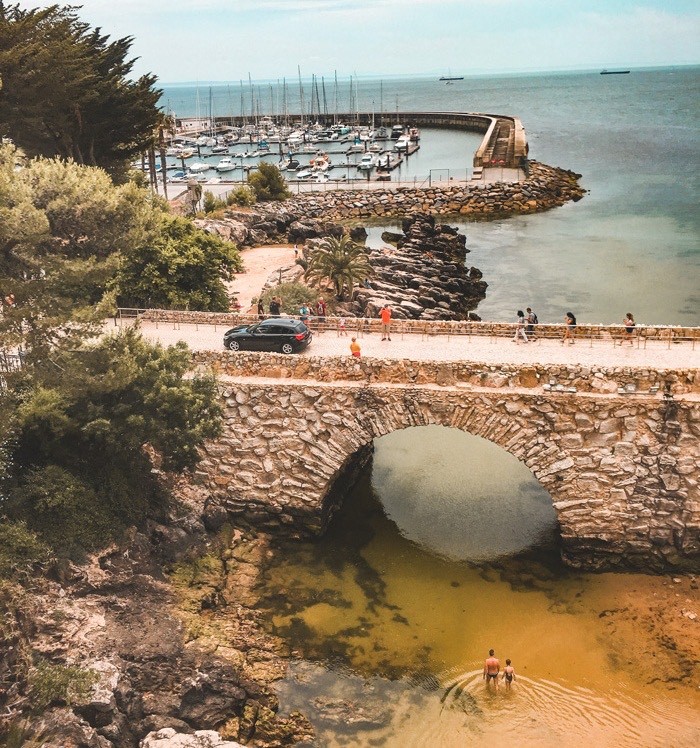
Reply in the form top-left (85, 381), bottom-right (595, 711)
top-left (256, 426), bottom-right (700, 746)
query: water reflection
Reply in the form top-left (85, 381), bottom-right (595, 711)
top-left (258, 427), bottom-right (700, 746)
top-left (372, 426), bottom-right (557, 561)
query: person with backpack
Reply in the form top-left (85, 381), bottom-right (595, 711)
top-left (526, 307), bottom-right (538, 339)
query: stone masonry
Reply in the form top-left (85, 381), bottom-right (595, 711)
top-left (193, 354), bottom-right (700, 570)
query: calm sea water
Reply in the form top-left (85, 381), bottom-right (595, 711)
top-left (161, 68), bottom-right (700, 325)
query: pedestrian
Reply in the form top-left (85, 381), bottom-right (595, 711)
top-left (562, 311), bottom-right (576, 344)
top-left (483, 649), bottom-right (500, 690)
top-left (269, 296), bottom-right (281, 317)
top-left (294, 243), bottom-right (299, 260)
top-left (257, 298), bottom-right (265, 320)
top-left (526, 307), bottom-right (538, 339)
top-left (501, 659), bottom-right (516, 690)
top-left (338, 316), bottom-right (347, 336)
top-left (316, 297), bottom-right (327, 328)
top-left (380, 304), bottom-right (392, 341)
top-left (299, 303), bottom-right (310, 324)
top-left (513, 310), bottom-right (529, 343)
top-left (350, 337), bottom-right (361, 358)
top-left (623, 312), bottom-right (636, 346)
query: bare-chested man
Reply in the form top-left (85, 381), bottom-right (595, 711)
top-left (483, 649), bottom-right (500, 690)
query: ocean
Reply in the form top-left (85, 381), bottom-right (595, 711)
top-left (160, 68), bottom-right (700, 325)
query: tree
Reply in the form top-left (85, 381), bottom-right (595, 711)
top-left (0, 144), bottom-right (162, 362)
top-left (2, 328), bottom-right (221, 556)
top-left (304, 235), bottom-right (374, 299)
top-left (114, 215), bottom-right (242, 311)
top-left (247, 162), bottom-right (290, 202)
top-left (0, 4), bottom-right (162, 179)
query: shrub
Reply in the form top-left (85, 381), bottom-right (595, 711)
top-left (226, 186), bottom-right (256, 207)
top-left (28, 660), bottom-right (97, 711)
top-left (259, 282), bottom-right (318, 315)
top-left (247, 162), bottom-right (290, 202)
top-left (202, 190), bottom-right (227, 214)
top-left (0, 521), bottom-right (53, 580)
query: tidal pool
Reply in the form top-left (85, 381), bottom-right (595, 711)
top-left (256, 426), bottom-right (700, 746)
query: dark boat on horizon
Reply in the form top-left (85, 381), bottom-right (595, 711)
top-left (439, 76), bottom-right (464, 81)
top-left (600, 70), bottom-right (630, 75)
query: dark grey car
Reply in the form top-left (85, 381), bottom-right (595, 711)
top-left (223, 318), bottom-right (312, 354)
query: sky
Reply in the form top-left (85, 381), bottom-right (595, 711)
top-left (23, 1), bottom-right (700, 82)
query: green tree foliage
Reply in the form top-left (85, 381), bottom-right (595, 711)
top-left (226, 185), bottom-right (256, 207)
top-left (0, 144), bottom-right (160, 360)
top-left (247, 162), bottom-right (290, 202)
top-left (2, 328), bottom-right (221, 557)
top-left (0, 4), bottom-right (162, 179)
top-left (304, 235), bottom-right (374, 299)
top-left (114, 215), bottom-right (242, 311)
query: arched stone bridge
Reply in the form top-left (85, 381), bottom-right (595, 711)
top-left (192, 353), bottom-right (699, 570)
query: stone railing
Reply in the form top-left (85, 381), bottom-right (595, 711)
top-left (190, 350), bottom-right (699, 395)
top-left (122, 308), bottom-right (700, 346)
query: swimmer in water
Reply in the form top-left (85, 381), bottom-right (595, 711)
top-left (501, 658), bottom-right (516, 690)
top-left (483, 649), bottom-right (500, 690)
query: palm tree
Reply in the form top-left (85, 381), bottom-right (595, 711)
top-left (304, 235), bottom-right (374, 299)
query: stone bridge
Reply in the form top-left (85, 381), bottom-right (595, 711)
top-left (192, 353), bottom-right (699, 570)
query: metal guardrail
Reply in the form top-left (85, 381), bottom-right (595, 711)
top-left (114, 309), bottom-right (699, 350)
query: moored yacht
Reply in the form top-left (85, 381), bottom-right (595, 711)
top-left (215, 156), bottom-right (237, 172)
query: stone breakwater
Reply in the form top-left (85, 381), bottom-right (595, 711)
top-left (194, 161), bottom-right (585, 248)
top-left (283, 161), bottom-right (585, 221)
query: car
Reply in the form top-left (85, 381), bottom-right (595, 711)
top-left (223, 318), bottom-right (312, 354)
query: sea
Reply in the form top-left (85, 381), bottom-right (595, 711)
top-left (160, 67), bottom-right (700, 326)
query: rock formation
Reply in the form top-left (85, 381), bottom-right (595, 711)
top-left (341, 214), bottom-right (486, 320)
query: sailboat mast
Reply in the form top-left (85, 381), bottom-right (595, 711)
top-left (333, 70), bottom-right (339, 126)
top-left (298, 65), bottom-right (305, 128)
top-left (248, 72), bottom-right (254, 121)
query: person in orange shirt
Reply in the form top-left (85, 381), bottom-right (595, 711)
top-left (350, 337), bottom-right (361, 358)
top-left (380, 304), bottom-right (392, 341)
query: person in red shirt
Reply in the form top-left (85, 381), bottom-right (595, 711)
top-left (380, 304), bottom-right (392, 341)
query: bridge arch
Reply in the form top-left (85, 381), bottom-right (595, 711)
top-left (195, 374), bottom-right (700, 570)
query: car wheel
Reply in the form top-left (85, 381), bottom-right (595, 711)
top-left (280, 342), bottom-right (294, 354)
top-left (227, 340), bottom-right (241, 351)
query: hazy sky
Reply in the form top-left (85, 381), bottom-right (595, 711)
top-left (29, 0), bottom-right (700, 82)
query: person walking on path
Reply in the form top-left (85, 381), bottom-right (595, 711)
top-left (380, 304), bottom-right (392, 341)
top-left (484, 649), bottom-right (500, 690)
top-left (501, 659), bottom-right (516, 690)
top-left (299, 303), bottom-right (310, 325)
top-left (526, 307), bottom-right (538, 339)
top-left (562, 311), bottom-right (576, 345)
top-left (338, 317), bottom-right (347, 336)
top-left (256, 298), bottom-right (265, 320)
top-left (622, 312), bottom-right (636, 346)
top-left (350, 337), bottom-right (361, 358)
top-left (269, 296), bottom-right (281, 317)
top-left (513, 310), bottom-right (529, 344)
top-left (316, 298), bottom-right (327, 330)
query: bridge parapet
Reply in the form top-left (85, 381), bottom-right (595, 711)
top-left (191, 351), bottom-right (700, 395)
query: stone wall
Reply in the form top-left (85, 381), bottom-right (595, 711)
top-left (281, 162), bottom-right (584, 220)
top-left (192, 351), bottom-right (699, 394)
top-left (191, 356), bottom-right (700, 569)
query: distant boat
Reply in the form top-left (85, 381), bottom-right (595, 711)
top-left (600, 70), bottom-right (630, 75)
top-left (439, 76), bottom-right (464, 81)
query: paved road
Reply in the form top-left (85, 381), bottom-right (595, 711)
top-left (120, 319), bottom-right (699, 370)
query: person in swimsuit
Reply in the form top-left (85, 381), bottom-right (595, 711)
top-left (483, 649), bottom-right (500, 690)
top-left (501, 658), bottom-right (516, 690)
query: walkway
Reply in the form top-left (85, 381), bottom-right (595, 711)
top-left (125, 318), bottom-right (698, 370)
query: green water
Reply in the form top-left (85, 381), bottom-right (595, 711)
top-left (256, 427), bottom-right (700, 746)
